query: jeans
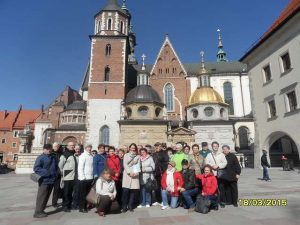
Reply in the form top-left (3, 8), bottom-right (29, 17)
top-left (161, 190), bottom-right (178, 208)
top-left (263, 166), bottom-right (270, 180)
top-left (206, 195), bottom-right (218, 209)
top-left (181, 188), bottom-right (198, 208)
top-left (140, 185), bottom-right (151, 206)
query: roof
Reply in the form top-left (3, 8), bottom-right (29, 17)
top-left (125, 85), bottom-right (163, 104)
top-left (189, 87), bottom-right (226, 106)
top-left (65, 101), bottom-right (87, 111)
top-left (240, 0), bottom-right (300, 61)
top-left (0, 108), bottom-right (41, 131)
top-left (96, 0), bottom-right (130, 17)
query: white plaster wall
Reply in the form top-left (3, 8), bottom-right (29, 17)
top-left (86, 99), bottom-right (122, 148)
top-left (32, 122), bottom-right (52, 148)
top-left (193, 124), bottom-right (234, 150)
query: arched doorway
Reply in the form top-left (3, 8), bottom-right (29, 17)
top-left (266, 132), bottom-right (299, 167)
top-left (238, 126), bottom-right (249, 149)
top-left (62, 136), bottom-right (77, 145)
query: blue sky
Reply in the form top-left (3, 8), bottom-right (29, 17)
top-left (0, 0), bottom-right (289, 110)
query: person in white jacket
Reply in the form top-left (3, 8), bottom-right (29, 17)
top-left (78, 144), bottom-right (94, 213)
top-left (205, 141), bottom-right (228, 208)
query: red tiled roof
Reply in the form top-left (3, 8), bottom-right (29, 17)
top-left (0, 109), bottom-right (41, 131)
top-left (263, 0), bottom-right (300, 38)
top-left (13, 110), bottom-right (41, 129)
top-left (240, 0), bottom-right (300, 61)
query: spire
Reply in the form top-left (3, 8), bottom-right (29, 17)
top-left (121, 0), bottom-right (127, 10)
top-left (198, 51), bottom-right (210, 87)
top-left (141, 54), bottom-right (146, 71)
top-left (137, 54), bottom-right (149, 86)
top-left (217, 28), bottom-right (228, 62)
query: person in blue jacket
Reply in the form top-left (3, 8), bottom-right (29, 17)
top-left (33, 144), bottom-right (58, 218)
top-left (93, 144), bottom-right (107, 179)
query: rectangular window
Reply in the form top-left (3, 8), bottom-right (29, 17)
top-left (12, 143), bottom-right (17, 148)
top-left (286, 91), bottom-right (298, 112)
top-left (281, 52), bottom-right (291, 72)
top-left (268, 100), bottom-right (277, 118)
top-left (13, 154), bottom-right (18, 161)
top-left (1, 139), bottom-right (6, 144)
top-left (263, 65), bottom-right (272, 82)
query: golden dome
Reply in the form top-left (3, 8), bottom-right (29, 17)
top-left (189, 87), bottom-right (225, 105)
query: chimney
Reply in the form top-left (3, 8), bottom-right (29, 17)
top-left (2, 110), bottom-right (8, 120)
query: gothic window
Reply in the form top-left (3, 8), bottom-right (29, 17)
top-left (238, 127), bottom-right (249, 149)
top-left (223, 82), bottom-right (234, 115)
top-left (120, 21), bottom-right (124, 33)
top-left (107, 18), bottom-right (112, 30)
top-left (104, 66), bottom-right (110, 81)
top-left (164, 83), bottom-right (174, 112)
top-left (100, 125), bottom-right (110, 145)
top-left (105, 44), bottom-right (111, 56)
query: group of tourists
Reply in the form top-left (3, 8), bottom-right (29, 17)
top-left (32, 141), bottom-right (242, 218)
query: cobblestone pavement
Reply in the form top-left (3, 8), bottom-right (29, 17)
top-left (0, 168), bottom-right (299, 225)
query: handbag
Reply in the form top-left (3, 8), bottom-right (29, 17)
top-left (195, 195), bottom-right (211, 214)
top-left (86, 178), bottom-right (103, 206)
top-left (30, 156), bottom-right (53, 183)
top-left (145, 177), bottom-right (158, 192)
top-left (211, 154), bottom-right (226, 179)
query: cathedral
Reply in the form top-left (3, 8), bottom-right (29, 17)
top-left (32, 0), bottom-right (255, 154)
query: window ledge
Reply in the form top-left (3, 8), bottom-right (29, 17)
top-left (263, 79), bottom-right (273, 87)
top-left (267, 116), bottom-right (277, 122)
top-left (284, 108), bottom-right (300, 117)
top-left (280, 68), bottom-right (293, 77)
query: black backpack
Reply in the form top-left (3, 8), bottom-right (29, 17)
top-left (195, 195), bottom-right (211, 214)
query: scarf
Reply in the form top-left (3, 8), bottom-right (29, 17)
top-left (166, 168), bottom-right (175, 192)
top-left (140, 154), bottom-right (149, 162)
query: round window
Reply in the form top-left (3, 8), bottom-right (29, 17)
top-left (192, 109), bottom-right (198, 118)
top-left (204, 107), bottom-right (214, 117)
top-left (138, 106), bottom-right (148, 116)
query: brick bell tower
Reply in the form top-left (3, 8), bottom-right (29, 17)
top-left (86, 0), bottom-right (133, 147)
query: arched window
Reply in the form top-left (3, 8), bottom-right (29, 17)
top-left (105, 44), bottom-right (111, 56)
top-left (100, 126), bottom-right (110, 145)
top-left (120, 21), bottom-right (124, 33)
top-left (97, 21), bottom-right (101, 33)
top-left (104, 66), bottom-right (110, 81)
top-left (238, 126), bottom-right (249, 149)
top-left (107, 18), bottom-right (112, 30)
top-left (220, 108), bottom-right (225, 117)
top-left (164, 83), bottom-right (174, 112)
top-left (223, 82), bottom-right (234, 115)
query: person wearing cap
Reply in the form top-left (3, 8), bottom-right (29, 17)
top-left (33, 144), bottom-right (58, 218)
top-left (152, 142), bottom-right (169, 206)
top-left (199, 142), bottom-right (212, 158)
top-left (170, 143), bottom-right (188, 172)
top-left (179, 159), bottom-right (198, 211)
top-left (161, 161), bottom-right (184, 210)
top-left (261, 150), bottom-right (271, 181)
top-left (78, 144), bottom-right (94, 213)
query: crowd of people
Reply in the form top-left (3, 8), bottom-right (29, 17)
top-left (32, 141), bottom-right (242, 218)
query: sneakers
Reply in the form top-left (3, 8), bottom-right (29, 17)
top-left (161, 205), bottom-right (169, 210)
top-left (146, 204), bottom-right (150, 208)
top-left (152, 202), bottom-right (161, 206)
top-left (137, 205), bottom-right (144, 208)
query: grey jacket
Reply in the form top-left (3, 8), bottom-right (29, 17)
top-left (59, 153), bottom-right (77, 181)
top-left (139, 156), bottom-right (155, 185)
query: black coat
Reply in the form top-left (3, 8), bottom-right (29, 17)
top-left (261, 154), bottom-right (270, 167)
top-left (223, 153), bottom-right (241, 181)
top-left (181, 169), bottom-right (196, 190)
top-left (152, 150), bottom-right (169, 176)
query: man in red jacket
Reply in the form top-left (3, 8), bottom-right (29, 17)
top-left (161, 161), bottom-right (184, 210)
top-left (196, 165), bottom-right (218, 210)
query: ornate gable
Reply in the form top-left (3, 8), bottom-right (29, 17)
top-left (151, 35), bottom-right (187, 79)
